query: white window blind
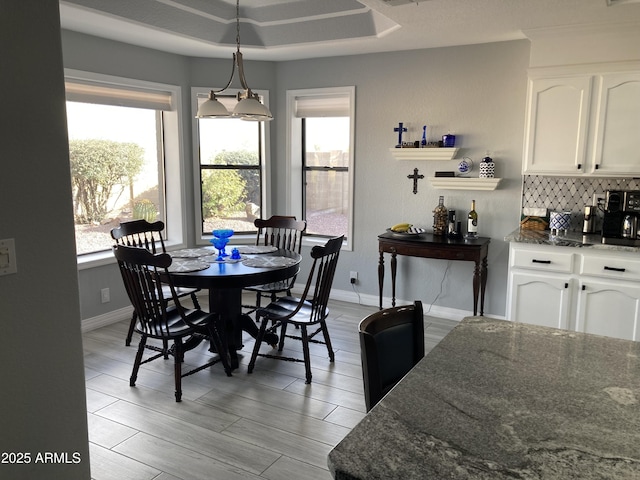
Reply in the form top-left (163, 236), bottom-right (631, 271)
top-left (65, 80), bottom-right (174, 110)
top-left (294, 94), bottom-right (350, 118)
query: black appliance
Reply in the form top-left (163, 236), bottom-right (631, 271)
top-left (602, 190), bottom-right (640, 246)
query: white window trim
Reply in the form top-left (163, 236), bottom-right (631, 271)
top-left (191, 86), bottom-right (271, 245)
top-left (286, 86), bottom-right (356, 251)
top-left (65, 69), bottom-right (188, 269)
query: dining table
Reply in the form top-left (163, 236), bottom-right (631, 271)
top-left (163, 245), bottom-right (302, 369)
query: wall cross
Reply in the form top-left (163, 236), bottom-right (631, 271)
top-left (407, 168), bottom-right (424, 194)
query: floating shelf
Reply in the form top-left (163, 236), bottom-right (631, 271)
top-left (428, 177), bottom-right (502, 191)
top-left (389, 147), bottom-right (459, 161)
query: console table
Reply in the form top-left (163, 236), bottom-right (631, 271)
top-left (378, 232), bottom-right (490, 315)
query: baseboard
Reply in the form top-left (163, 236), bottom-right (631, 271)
top-left (80, 287), bottom-right (503, 332)
top-left (289, 284), bottom-right (504, 322)
top-left (81, 306), bottom-right (132, 333)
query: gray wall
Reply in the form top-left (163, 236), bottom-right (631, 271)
top-left (0, 2), bottom-right (90, 479)
top-left (63, 33), bottom-right (529, 322)
top-left (274, 41), bottom-right (530, 316)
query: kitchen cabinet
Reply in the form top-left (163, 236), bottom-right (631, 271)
top-left (523, 75), bottom-right (592, 175)
top-left (507, 242), bottom-right (640, 341)
top-left (523, 64), bottom-right (640, 177)
top-left (590, 72), bottom-right (640, 176)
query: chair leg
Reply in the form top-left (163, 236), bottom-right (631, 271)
top-left (125, 312), bottom-right (137, 346)
top-left (320, 320), bottom-right (335, 362)
top-left (173, 339), bottom-right (184, 402)
top-left (278, 320), bottom-right (289, 352)
top-left (190, 292), bottom-right (201, 309)
top-left (301, 325), bottom-right (312, 384)
top-left (130, 335), bottom-right (147, 386)
top-left (248, 316), bottom-right (268, 374)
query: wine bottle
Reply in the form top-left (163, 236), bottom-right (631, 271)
top-left (467, 199), bottom-right (478, 238)
top-left (433, 196), bottom-right (447, 235)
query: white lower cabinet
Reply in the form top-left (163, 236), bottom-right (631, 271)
top-left (507, 243), bottom-right (640, 341)
top-left (575, 278), bottom-right (640, 341)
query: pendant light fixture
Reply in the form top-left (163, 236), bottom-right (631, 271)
top-left (196, 0), bottom-right (273, 121)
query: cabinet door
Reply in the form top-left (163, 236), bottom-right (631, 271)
top-left (590, 73), bottom-right (640, 176)
top-left (523, 76), bottom-right (592, 175)
top-left (508, 271), bottom-right (572, 329)
top-left (575, 278), bottom-right (640, 341)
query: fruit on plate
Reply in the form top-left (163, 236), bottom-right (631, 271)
top-left (390, 223), bottom-right (412, 233)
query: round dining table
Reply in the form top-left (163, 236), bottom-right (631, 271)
top-left (165, 247), bottom-right (302, 369)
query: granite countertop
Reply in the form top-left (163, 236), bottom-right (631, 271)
top-left (328, 318), bottom-right (640, 479)
top-left (505, 227), bottom-right (640, 252)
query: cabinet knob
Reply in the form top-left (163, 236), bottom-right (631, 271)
top-left (582, 284), bottom-right (586, 290)
top-left (565, 283), bottom-right (569, 289)
top-left (577, 164), bottom-right (582, 170)
top-left (595, 164), bottom-right (600, 170)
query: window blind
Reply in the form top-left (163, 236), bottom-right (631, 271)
top-left (294, 94), bottom-right (350, 118)
top-left (65, 80), bottom-right (174, 111)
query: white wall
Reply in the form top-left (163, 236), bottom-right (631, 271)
top-left (0, 1), bottom-right (90, 478)
top-left (275, 41), bottom-right (530, 317)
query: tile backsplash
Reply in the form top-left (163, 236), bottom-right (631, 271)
top-left (521, 176), bottom-right (640, 231)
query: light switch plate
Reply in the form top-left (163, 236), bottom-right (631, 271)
top-left (0, 238), bottom-right (17, 276)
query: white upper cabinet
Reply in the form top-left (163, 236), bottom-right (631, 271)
top-left (523, 75), bottom-right (592, 175)
top-left (523, 64), bottom-right (640, 177)
top-left (590, 72), bottom-right (640, 176)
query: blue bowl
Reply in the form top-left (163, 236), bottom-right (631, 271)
top-left (212, 229), bottom-right (234, 239)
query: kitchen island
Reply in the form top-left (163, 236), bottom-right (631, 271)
top-left (328, 317), bottom-right (640, 479)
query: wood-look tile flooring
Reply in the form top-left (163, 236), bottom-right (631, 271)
top-left (83, 298), bottom-right (458, 480)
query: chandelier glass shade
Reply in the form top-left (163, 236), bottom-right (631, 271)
top-left (196, 0), bottom-right (273, 121)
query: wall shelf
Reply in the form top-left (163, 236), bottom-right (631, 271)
top-left (428, 177), bottom-right (502, 191)
top-left (389, 147), bottom-right (459, 161)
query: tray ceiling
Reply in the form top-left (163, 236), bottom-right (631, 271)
top-left (59, 0), bottom-right (640, 61)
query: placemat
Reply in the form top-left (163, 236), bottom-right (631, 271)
top-left (235, 245), bottom-right (278, 254)
top-left (170, 248), bottom-right (212, 258)
top-left (167, 259), bottom-right (210, 273)
top-left (242, 256), bottom-right (298, 268)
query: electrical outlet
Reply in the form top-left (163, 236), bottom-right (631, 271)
top-left (101, 287), bottom-right (110, 303)
top-left (350, 271), bottom-right (358, 284)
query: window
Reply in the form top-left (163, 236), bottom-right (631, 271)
top-left (65, 70), bottom-right (185, 262)
top-left (287, 87), bottom-right (355, 249)
top-left (192, 88), bottom-right (268, 239)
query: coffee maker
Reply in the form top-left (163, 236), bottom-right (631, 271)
top-left (602, 190), bottom-right (640, 245)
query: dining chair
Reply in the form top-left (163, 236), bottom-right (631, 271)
top-left (358, 301), bottom-right (425, 412)
top-left (113, 244), bottom-right (231, 402)
top-left (247, 235), bottom-right (344, 384)
top-left (243, 215), bottom-right (307, 314)
top-left (111, 219), bottom-right (201, 346)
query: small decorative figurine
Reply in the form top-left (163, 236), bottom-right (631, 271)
top-left (421, 126), bottom-right (427, 147)
top-left (394, 122), bottom-right (407, 148)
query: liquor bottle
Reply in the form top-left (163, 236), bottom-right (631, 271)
top-left (433, 196), bottom-right (448, 235)
top-left (467, 199), bottom-right (478, 238)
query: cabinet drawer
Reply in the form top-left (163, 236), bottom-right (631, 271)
top-left (580, 254), bottom-right (640, 281)
top-left (511, 247), bottom-right (574, 273)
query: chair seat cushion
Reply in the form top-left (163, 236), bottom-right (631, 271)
top-left (136, 308), bottom-right (212, 339)
top-left (257, 296), bottom-right (328, 325)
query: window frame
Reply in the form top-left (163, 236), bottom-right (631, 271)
top-left (286, 86), bottom-right (355, 250)
top-left (191, 86), bottom-right (271, 245)
top-left (65, 69), bottom-right (188, 269)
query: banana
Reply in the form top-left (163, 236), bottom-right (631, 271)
top-left (391, 222), bottom-right (412, 233)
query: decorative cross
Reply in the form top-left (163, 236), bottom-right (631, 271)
top-left (394, 122), bottom-right (407, 147)
top-left (407, 168), bottom-right (424, 194)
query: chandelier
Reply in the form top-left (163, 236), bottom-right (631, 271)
top-left (196, 0), bottom-right (273, 121)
